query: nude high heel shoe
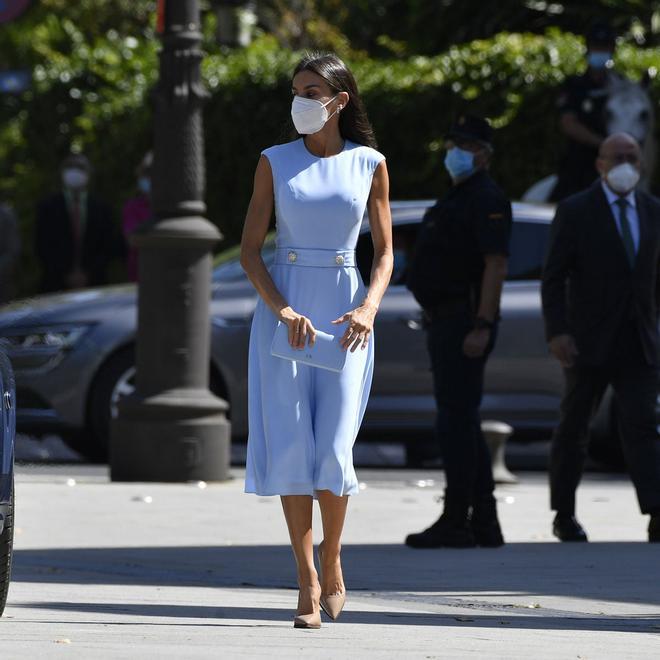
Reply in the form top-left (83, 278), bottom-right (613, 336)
top-left (293, 586), bottom-right (321, 629)
top-left (317, 543), bottom-right (346, 621)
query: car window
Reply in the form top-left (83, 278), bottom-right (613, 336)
top-left (507, 220), bottom-right (551, 281)
top-left (356, 223), bottom-right (419, 286)
top-left (212, 237), bottom-right (276, 283)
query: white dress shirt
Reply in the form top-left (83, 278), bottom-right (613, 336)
top-left (601, 180), bottom-right (640, 255)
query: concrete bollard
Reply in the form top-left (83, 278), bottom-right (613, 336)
top-left (481, 420), bottom-right (518, 484)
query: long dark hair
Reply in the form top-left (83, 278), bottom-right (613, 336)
top-left (292, 52), bottom-right (378, 149)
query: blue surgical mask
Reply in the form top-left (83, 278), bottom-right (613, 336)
top-left (588, 51), bottom-right (612, 69)
top-left (444, 147), bottom-right (475, 180)
top-left (138, 176), bottom-right (151, 195)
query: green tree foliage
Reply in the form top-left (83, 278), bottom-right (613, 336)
top-left (1, 1), bottom-right (158, 292)
top-left (203, 31), bottom-right (660, 245)
top-left (1, 2), bottom-right (659, 296)
top-left (318, 1), bottom-right (660, 56)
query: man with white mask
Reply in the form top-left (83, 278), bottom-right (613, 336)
top-left (35, 153), bottom-right (122, 292)
top-left (542, 132), bottom-right (660, 543)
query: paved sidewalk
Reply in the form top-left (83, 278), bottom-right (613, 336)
top-left (3, 465), bottom-right (659, 659)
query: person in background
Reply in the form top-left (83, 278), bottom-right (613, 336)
top-left (122, 151), bottom-right (153, 282)
top-left (551, 21), bottom-right (625, 201)
top-left (542, 133), bottom-right (660, 543)
top-left (0, 203), bottom-right (20, 304)
top-left (405, 114), bottom-right (511, 549)
top-left (35, 153), bottom-right (122, 293)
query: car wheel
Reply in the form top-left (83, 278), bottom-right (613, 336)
top-left (0, 478), bottom-right (14, 617)
top-left (588, 389), bottom-right (625, 471)
top-left (76, 346), bottom-right (136, 463)
top-left (72, 348), bottom-right (229, 463)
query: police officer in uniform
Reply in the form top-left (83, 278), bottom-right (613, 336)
top-left (405, 114), bottom-right (512, 548)
top-left (551, 22), bottom-right (623, 201)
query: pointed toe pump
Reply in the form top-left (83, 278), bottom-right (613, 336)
top-left (293, 587), bottom-right (322, 629)
top-left (293, 611), bottom-right (322, 629)
top-left (320, 591), bottom-right (346, 621)
top-left (318, 543), bottom-right (346, 621)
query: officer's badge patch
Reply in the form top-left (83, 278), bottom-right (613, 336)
top-left (582, 99), bottom-right (593, 113)
top-left (458, 115), bottom-right (466, 125)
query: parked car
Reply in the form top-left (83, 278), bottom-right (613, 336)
top-left (0, 345), bottom-right (15, 617)
top-left (0, 201), bottom-right (628, 465)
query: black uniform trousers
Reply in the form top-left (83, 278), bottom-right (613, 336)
top-left (427, 304), bottom-right (497, 519)
top-left (551, 321), bottom-right (660, 515)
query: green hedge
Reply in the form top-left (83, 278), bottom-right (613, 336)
top-left (2, 28), bottom-right (660, 296)
top-left (204, 31), bottom-right (660, 244)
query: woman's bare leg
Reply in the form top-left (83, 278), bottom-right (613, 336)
top-left (316, 490), bottom-right (348, 595)
top-left (280, 495), bottom-right (320, 613)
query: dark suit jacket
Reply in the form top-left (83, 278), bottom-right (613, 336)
top-left (542, 181), bottom-right (660, 366)
top-left (35, 191), bottom-right (123, 293)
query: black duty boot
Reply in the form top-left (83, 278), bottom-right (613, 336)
top-left (405, 513), bottom-right (475, 549)
top-left (471, 515), bottom-right (505, 548)
top-left (470, 497), bottom-right (505, 548)
top-left (649, 515), bottom-right (660, 543)
top-left (552, 513), bottom-right (588, 542)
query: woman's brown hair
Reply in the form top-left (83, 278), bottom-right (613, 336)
top-left (292, 52), bottom-right (378, 149)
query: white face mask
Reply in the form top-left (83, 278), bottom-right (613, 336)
top-left (62, 168), bottom-right (89, 190)
top-left (291, 95), bottom-right (338, 135)
top-left (606, 163), bottom-right (640, 194)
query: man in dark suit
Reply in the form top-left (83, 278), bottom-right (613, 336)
top-left (542, 132), bottom-right (660, 543)
top-left (35, 153), bottom-right (122, 293)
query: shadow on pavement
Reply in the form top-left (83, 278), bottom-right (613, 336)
top-left (10, 600), bottom-right (660, 633)
top-left (12, 542), bottom-right (660, 610)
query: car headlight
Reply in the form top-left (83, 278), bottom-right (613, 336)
top-left (1, 325), bottom-right (92, 350)
top-left (0, 324), bottom-right (94, 372)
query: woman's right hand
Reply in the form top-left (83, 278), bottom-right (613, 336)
top-left (279, 306), bottom-right (317, 349)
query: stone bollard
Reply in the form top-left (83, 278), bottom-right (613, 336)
top-left (481, 420), bottom-right (518, 484)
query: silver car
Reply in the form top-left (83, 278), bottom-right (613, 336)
top-left (0, 201), bottom-right (623, 463)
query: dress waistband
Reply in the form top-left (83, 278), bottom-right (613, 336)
top-left (274, 247), bottom-right (356, 268)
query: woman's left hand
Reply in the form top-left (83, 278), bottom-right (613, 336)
top-left (332, 302), bottom-right (377, 352)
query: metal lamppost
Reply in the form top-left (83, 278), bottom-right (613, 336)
top-left (213, 1), bottom-right (257, 48)
top-left (110, 0), bottom-right (231, 481)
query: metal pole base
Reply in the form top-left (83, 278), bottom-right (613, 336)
top-left (110, 391), bottom-right (231, 482)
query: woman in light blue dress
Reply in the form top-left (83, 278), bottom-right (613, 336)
top-left (240, 53), bottom-right (392, 628)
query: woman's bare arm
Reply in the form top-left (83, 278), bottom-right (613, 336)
top-left (332, 160), bottom-right (393, 351)
top-left (364, 160), bottom-right (394, 310)
top-left (240, 155), bottom-right (316, 348)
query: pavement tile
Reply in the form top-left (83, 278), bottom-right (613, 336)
top-left (2, 467), bottom-right (659, 658)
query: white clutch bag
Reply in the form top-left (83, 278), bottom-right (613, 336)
top-left (270, 321), bottom-right (347, 373)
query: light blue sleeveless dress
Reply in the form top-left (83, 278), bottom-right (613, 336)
top-left (245, 138), bottom-right (385, 497)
